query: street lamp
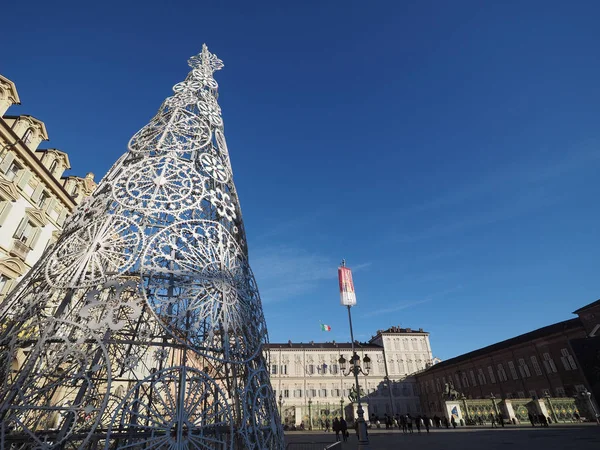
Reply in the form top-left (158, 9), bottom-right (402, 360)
top-left (338, 259), bottom-right (370, 449)
top-left (580, 389), bottom-right (600, 425)
top-left (340, 397), bottom-right (345, 418)
top-left (278, 393), bottom-right (284, 424)
top-left (308, 398), bottom-right (313, 431)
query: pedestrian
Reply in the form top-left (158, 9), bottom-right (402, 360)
top-left (401, 415), bottom-right (407, 434)
top-left (423, 415), bottom-right (430, 433)
top-left (443, 416), bottom-right (449, 429)
top-left (433, 415), bottom-right (440, 428)
top-left (415, 416), bottom-right (421, 433)
top-left (340, 417), bottom-right (348, 442)
top-left (407, 414), bottom-right (413, 433)
top-left (499, 415), bottom-right (504, 427)
top-left (333, 417), bottom-right (340, 441)
top-left (451, 416), bottom-right (457, 429)
top-left (325, 418), bottom-right (330, 432)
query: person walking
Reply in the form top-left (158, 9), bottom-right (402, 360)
top-left (333, 417), bottom-right (340, 441)
top-left (415, 416), bottom-right (422, 433)
top-left (407, 414), bottom-right (414, 433)
top-left (423, 415), bottom-right (430, 433)
top-left (490, 413), bottom-right (497, 428)
top-left (325, 418), bottom-right (330, 432)
top-left (528, 413), bottom-right (535, 427)
top-left (443, 416), bottom-right (449, 429)
top-left (340, 417), bottom-right (348, 442)
top-left (401, 415), bottom-right (407, 434)
top-left (451, 416), bottom-right (457, 429)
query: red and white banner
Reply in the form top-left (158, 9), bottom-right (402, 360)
top-left (338, 266), bottom-right (357, 306)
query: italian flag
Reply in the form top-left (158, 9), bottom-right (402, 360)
top-left (320, 324), bottom-right (331, 332)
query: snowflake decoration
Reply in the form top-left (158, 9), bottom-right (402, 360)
top-left (209, 188), bottom-right (237, 222)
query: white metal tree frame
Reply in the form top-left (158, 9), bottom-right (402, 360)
top-left (0, 45), bottom-right (284, 450)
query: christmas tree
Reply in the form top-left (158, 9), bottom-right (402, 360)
top-left (0, 45), bottom-right (283, 450)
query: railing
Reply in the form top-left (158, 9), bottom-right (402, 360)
top-left (11, 238), bottom-right (30, 260)
top-left (286, 442), bottom-right (341, 450)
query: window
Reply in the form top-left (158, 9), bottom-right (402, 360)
top-left (307, 364), bottom-right (314, 375)
top-left (407, 360), bottom-right (414, 373)
top-left (461, 372), bottom-right (469, 388)
top-left (332, 388), bottom-right (340, 397)
top-left (331, 364), bottom-right (338, 375)
top-left (48, 160), bottom-right (58, 175)
top-left (283, 389), bottom-right (289, 398)
top-left (22, 128), bottom-right (33, 145)
top-left (529, 390), bottom-right (537, 399)
top-left (271, 365), bottom-right (277, 375)
top-left (14, 219), bottom-right (36, 245)
top-left (560, 349), bottom-right (577, 370)
top-left (320, 389), bottom-right (327, 397)
top-left (0, 275), bottom-right (10, 295)
top-left (555, 387), bottom-right (565, 397)
top-left (38, 191), bottom-right (50, 209)
top-left (497, 364), bottom-right (508, 382)
top-left (309, 389), bottom-right (316, 398)
top-left (530, 356), bottom-right (543, 376)
top-left (470, 370), bottom-right (477, 387)
top-left (517, 391), bottom-right (525, 399)
top-left (398, 360), bottom-right (406, 373)
top-left (575, 385), bottom-right (586, 393)
top-left (412, 339), bottom-right (418, 351)
top-left (294, 389), bottom-right (303, 398)
top-left (478, 368), bottom-right (487, 385)
top-left (435, 378), bottom-right (442, 392)
top-left (487, 366), bottom-right (496, 384)
top-left (506, 393), bottom-right (513, 399)
top-left (542, 353), bottom-right (557, 374)
top-left (4, 161), bottom-right (22, 182)
top-left (518, 358), bottom-right (531, 378)
top-left (454, 374), bottom-right (461, 389)
top-left (507, 361), bottom-right (519, 380)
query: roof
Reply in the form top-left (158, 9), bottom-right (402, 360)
top-left (417, 318), bottom-right (583, 373)
top-left (573, 299), bottom-right (600, 314)
top-left (264, 341), bottom-right (382, 350)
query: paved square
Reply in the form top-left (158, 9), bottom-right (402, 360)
top-left (285, 425), bottom-right (600, 450)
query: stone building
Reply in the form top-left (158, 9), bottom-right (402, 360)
top-left (415, 299), bottom-right (600, 423)
top-left (265, 326), bottom-right (433, 427)
top-left (0, 74), bottom-right (96, 297)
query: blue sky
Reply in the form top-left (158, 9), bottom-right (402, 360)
top-left (2, 1), bottom-right (600, 360)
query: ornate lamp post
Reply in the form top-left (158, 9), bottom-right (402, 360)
top-left (338, 260), bottom-right (370, 449)
top-left (279, 393), bottom-right (284, 424)
top-left (580, 389), bottom-right (600, 425)
top-left (490, 393), bottom-right (500, 418)
top-left (308, 398), bottom-right (313, 431)
top-left (544, 392), bottom-right (558, 424)
top-left (340, 397), bottom-right (345, 418)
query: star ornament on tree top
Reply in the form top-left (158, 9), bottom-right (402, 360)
top-left (188, 43), bottom-right (224, 73)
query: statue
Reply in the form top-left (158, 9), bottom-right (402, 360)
top-left (442, 382), bottom-right (462, 400)
top-left (348, 386), bottom-right (366, 403)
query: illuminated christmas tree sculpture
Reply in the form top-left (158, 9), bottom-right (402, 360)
top-left (0, 45), bottom-right (284, 450)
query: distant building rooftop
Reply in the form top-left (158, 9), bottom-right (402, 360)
top-left (418, 318), bottom-right (582, 373)
top-left (573, 299), bottom-right (600, 314)
top-left (264, 341), bottom-right (382, 350)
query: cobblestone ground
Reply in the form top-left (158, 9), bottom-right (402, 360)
top-left (284, 424), bottom-right (600, 450)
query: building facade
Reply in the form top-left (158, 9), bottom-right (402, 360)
top-left (0, 74), bottom-right (96, 297)
top-left (265, 326), bottom-right (433, 427)
top-left (415, 299), bottom-right (600, 421)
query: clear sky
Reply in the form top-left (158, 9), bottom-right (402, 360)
top-left (2, 0), bottom-right (599, 361)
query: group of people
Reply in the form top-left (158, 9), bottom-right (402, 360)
top-left (330, 417), bottom-right (349, 442)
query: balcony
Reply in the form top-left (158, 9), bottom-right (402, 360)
top-left (10, 239), bottom-right (30, 260)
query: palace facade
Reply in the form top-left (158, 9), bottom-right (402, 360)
top-left (265, 326), bottom-right (434, 427)
top-left (0, 74), bottom-right (96, 298)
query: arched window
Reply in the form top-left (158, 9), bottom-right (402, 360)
top-left (48, 159), bottom-right (58, 175)
top-left (22, 128), bottom-right (33, 145)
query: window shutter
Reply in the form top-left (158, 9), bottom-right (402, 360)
top-left (31, 183), bottom-right (44, 204)
top-left (45, 198), bottom-right (57, 214)
top-left (0, 153), bottom-right (15, 174)
top-left (0, 201), bottom-right (13, 224)
top-left (29, 227), bottom-right (43, 249)
top-left (13, 218), bottom-right (27, 239)
top-left (16, 171), bottom-right (31, 190)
